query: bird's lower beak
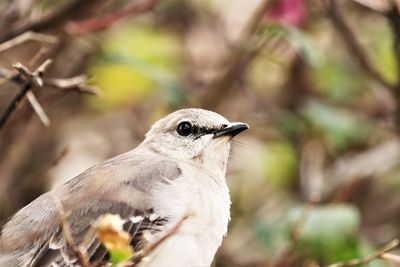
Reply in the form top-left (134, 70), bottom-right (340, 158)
top-left (213, 122), bottom-right (249, 138)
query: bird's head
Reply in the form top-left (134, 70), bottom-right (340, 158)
top-left (142, 108), bottom-right (249, 172)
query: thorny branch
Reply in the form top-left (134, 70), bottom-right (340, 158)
top-left (0, 82), bottom-right (31, 131)
top-left (0, 60), bottom-right (99, 131)
top-left (0, 59), bottom-right (52, 130)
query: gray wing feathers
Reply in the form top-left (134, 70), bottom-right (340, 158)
top-left (0, 148), bottom-right (181, 267)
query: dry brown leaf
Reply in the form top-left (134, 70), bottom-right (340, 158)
top-left (94, 214), bottom-right (131, 251)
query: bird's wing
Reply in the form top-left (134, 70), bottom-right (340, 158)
top-left (30, 199), bottom-right (169, 267)
top-left (0, 150), bottom-right (181, 267)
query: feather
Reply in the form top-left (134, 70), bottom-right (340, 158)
top-left (0, 148), bottom-right (180, 267)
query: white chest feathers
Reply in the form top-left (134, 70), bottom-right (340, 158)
top-left (148, 165), bottom-right (231, 267)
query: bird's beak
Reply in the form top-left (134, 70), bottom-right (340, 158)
top-left (213, 122), bottom-right (249, 138)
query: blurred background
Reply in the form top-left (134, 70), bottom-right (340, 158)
top-left (0, 0), bottom-right (400, 266)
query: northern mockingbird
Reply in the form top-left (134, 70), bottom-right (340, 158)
top-left (0, 108), bottom-right (249, 267)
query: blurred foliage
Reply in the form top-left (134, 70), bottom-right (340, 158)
top-left (263, 141), bottom-right (298, 189)
top-left (290, 205), bottom-right (361, 263)
top-left (1, 0), bottom-right (400, 266)
top-left (88, 23), bottom-right (184, 109)
top-left (301, 99), bottom-right (374, 151)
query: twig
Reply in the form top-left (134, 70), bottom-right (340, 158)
top-left (53, 196), bottom-right (91, 267)
top-left (0, 0), bottom-right (36, 34)
top-left (300, 139), bottom-right (325, 202)
top-left (0, 0), bottom-right (97, 44)
top-left (64, 0), bottom-right (160, 34)
top-left (386, 5), bottom-right (400, 133)
top-left (325, 0), bottom-right (394, 91)
top-left (0, 67), bottom-right (99, 95)
top-left (291, 204), bottom-right (312, 242)
top-left (0, 81), bottom-right (31, 129)
top-left (323, 138), bottom-right (400, 197)
top-left (0, 59), bottom-right (52, 129)
top-left (0, 60), bottom-right (99, 130)
top-left (2, 60), bottom-right (53, 127)
top-left (199, 0), bottom-right (273, 109)
top-left (0, 31), bottom-right (57, 53)
top-left (321, 239), bottom-right (399, 267)
top-left (13, 59), bottom-right (53, 87)
top-left (125, 214), bottom-right (191, 266)
top-left (273, 204), bottom-right (313, 267)
top-left (23, 46), bottom-right (52, 127)
top-left (44, 76), bottom-right (100, 95)
top-left (325, 0), bottom-right (400, 133)
top-left (26, 91), bottom-right (50, 126)
top-left (381, 252), bottom-right (400, 263)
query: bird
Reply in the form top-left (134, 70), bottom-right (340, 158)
top-left (0, 108), bottom-right (249, 267)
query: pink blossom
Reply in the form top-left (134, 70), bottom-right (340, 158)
top-left (264, 0), bottom-right (308, 27)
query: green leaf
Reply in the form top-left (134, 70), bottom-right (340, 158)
top-left (109, 247), bottom-right (134, 265)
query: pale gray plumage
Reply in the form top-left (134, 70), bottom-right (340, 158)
top-left (0, 108), bottom-right (249, 267)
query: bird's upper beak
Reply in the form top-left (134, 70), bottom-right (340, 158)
top-left (213, 122), bottom-right (249, 138)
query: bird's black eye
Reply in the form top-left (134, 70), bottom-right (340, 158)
top-left (177, 121), bottom-right (193, 136)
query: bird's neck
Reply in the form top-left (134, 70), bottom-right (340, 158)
top-left (139, 144), bottom-right (230, 180)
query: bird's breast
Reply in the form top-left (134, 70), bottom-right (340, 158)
top-left (149, 165), bottom-right (231, 266)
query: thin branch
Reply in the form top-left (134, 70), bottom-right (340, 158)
top-left (273, 203), bottom-right (313, 267)
top-left (323, 138), bottom-right (400, 197)
top-left (0, 0), bottom-right (98, 44)
top-left (0, 31), bottom-right (57, 53)
top-left (0, 66), bottom-right (99, 95)
top-left (126, 214), bottom-right (191, 266)
top-left (0, 59), bottom-right (99, 130)
top-left (0, 59), bottom-right (56, 130)
top-left (199, 0), bottom-right (274, 109)
top-left (386, 5), bottom-right (400, 133)
top-left (13, 59), bottom-right (53, 87)
top-left (322, 239), bottom-right (399, 267)
top-left (53, 196), bottom-right (91, 267)
top-left (26, 90), bottom-right (50, 126)
top-left (325, 0), bottom-right (400, 134)
top-left (64, 0), bottom-right (160, 34)
top-left (0, 81), bottom-right (31, 130)
top-left (381, 252), bottom-right (400, 263)
top-left (325, 0), bottom-right (394, 91)
top-left (9, 60), bottom-right (52, 126)
top-left (43, 76), bottom-right (100, 95)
